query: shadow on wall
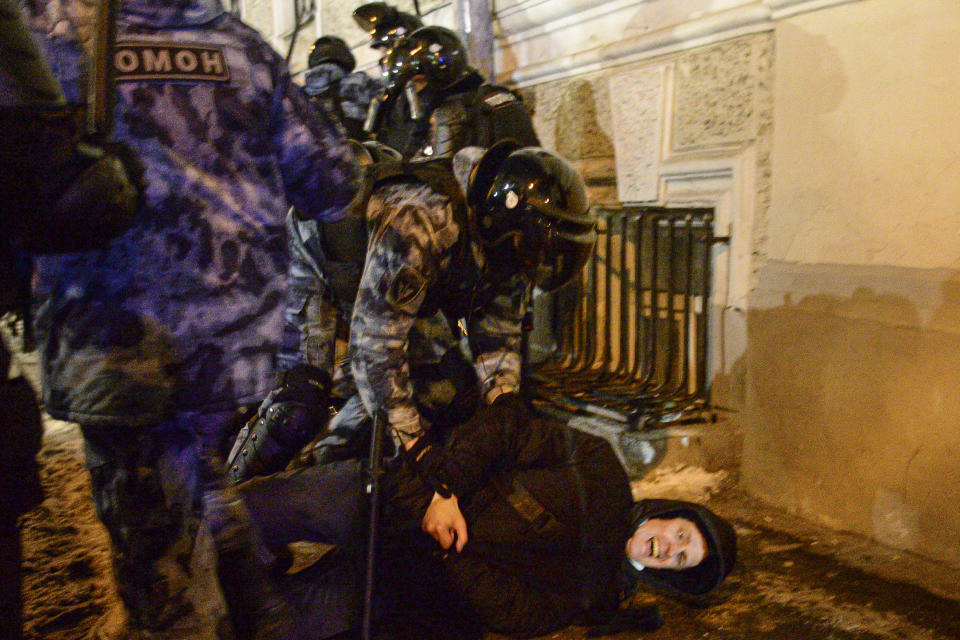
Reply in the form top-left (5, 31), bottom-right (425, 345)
top-left (742, 278), bottom-right (960, 566)
top-left (776, 22), bottom-right (846, 117)
top-left (553, 79), bottom-right (613, 161)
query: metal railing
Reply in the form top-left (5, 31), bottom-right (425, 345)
top-left (526, 206), bottom-right (725, 429)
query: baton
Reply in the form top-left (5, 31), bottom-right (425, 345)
top-left (361, 410), bottom-right (387, 640)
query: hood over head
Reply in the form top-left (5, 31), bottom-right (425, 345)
top-left (623, 499), bottom-right (737, 604)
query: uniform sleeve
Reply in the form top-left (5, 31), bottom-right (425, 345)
top-left (467, 277), bottom-right (528, 403)
top-left (273, 70), bottom-right (359, 222)
top-left (443, 552), bottom-right (578, 637)
top-left (349, 185), bottom-right (455, 440)
top-left (421, 394), bottom-right (576, 500)
top-left (277, 212), bottom-right (340, 373)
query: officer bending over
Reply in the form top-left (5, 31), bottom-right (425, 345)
top-left (228, 140), bottom-right (595, 482)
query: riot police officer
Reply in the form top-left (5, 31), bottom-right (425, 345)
top-left (349, 141), bottom-right (593, 451)
top-left (382, 25), bottom-right (540, 160)
top-left (21, 0), bottom-right (359, 637)
top-left (304, 35), bottom-right (380, 140)
top-left (228, 141), bottom-right (595, 479)
top-left (352, 2), bottom-right (425, 154)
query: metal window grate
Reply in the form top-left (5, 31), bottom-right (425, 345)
top-left (295, 0), bottom-right (316, 21)
top-left (526, 206), bottom-right (726, 429)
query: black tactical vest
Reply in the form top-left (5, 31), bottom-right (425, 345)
top-left (312, 158), bottom-right (489, 321)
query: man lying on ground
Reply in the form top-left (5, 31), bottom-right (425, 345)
top-left (204, 394), bottom-right (737, 639)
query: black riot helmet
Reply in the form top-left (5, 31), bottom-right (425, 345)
top-left (383, 26), bottom-right (470, 92)
top-left (308, 36), bottom-right (356, 73)
top-left (352, 2), bottom-right (423, 50)
top-left (382, 26), bottom-right (471, 119)
top-left (468, 141), bottom-right (596, 291)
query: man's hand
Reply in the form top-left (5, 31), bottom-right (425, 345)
top-left (422, 491), bottom-right (468, 553)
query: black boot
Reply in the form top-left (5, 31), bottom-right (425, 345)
top-left (201, 455), bottom-right (298, 640)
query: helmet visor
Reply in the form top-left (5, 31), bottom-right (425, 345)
top-left (523, 225), bottom-right (596, 291)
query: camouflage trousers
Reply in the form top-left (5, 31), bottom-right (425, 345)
top-left (81, 410), bottom-right (245, 639)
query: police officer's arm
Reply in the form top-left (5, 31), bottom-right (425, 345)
top-left (349, 183), bottom-right (455, 444)
top-left (403, 394), bottom-right (578, 505)
top-left (272, 64), bottom-right (359, 222)
top-left (467, 277), bottom-right (528, 403)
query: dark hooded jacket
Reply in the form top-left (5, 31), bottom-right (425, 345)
top-left (384, 394), bottom-right (633, 637)
top-left (382, 395), bottom-right (737, 637)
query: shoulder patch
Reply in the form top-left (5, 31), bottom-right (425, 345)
top-left (114, 43), bottom-right (230, 82)
top-left (481, 90), bottom-right (518, 110)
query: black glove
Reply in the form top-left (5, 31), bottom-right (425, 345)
top-left (402, 432), bottom-right (456, 499)
top-left (584, 606), bottom-right (663, 637)
top-left (226, 364), bottom-right (332, 484)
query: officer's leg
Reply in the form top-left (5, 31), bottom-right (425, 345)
top-left (278, 272), bottom-right (339, 374)
top-left (279, 211), bottom-right (339, 373)
top-left (82, 424), bottom-right (188, 631)
top-left (81, 411), bottom-right (236, 638)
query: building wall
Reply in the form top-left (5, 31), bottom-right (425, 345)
top-left (745, 0), bottom-right (960, 566)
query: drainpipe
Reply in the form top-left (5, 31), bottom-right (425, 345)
top-left (456, 0), bottom-right (494, 79)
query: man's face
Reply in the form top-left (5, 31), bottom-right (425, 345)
top-left (626, 517), bottom-right (707, 570)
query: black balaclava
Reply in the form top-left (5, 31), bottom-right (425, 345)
top-left (622, 499), bottom-right (737, 605)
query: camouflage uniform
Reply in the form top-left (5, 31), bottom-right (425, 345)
top-left (346, 148), bottom-right (528, 444)
top-left (304, 62), bottom-right (379, 141)
top-left (22, 0), bottom-right (358, 636)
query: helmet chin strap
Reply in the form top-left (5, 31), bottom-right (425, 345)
top-left (405, 80), bottom-right (442, 121)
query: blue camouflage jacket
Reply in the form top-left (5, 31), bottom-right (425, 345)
top-left (25, 0), bottom-right (358, 425)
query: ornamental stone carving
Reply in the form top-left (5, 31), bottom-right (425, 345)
top-left (673, 37), bottom-right (759, 151)
top-left (608, 65), bottom-right (665, 203)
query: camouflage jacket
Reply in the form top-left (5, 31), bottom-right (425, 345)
top-left (350, 166), bottom-right (527, 440)
top-left (305, 63), bottom-right (379, 139)
top-left (25, 0), bottom-right (358, 425)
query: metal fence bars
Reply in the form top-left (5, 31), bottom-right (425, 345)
top-left (527, 206), bottom-right (723, 429)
